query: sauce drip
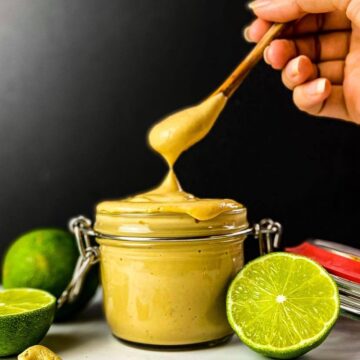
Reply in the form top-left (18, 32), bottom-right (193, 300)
top-left (97, 93), bottom-right (244, 221)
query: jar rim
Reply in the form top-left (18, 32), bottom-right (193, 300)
top-left (93, 225), bottom-right (252, 242)
top-left (94, 207), bottom-right (248, 240)
top-left (97, 208), bottom-right (245, 217)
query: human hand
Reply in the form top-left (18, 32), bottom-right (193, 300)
top-left (245, 0), bottom-right (360, 125)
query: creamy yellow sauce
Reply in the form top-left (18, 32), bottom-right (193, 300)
top-left (96, 92), bottom-right (248, 346)
top-left (100, 236), bottom-right (244, 345)
top-left (148, 93), bottom-right (227, 166)
top-left (97, 93), bottom-right (243, 222)
top-left (98, 169), bottom-right (242, 222)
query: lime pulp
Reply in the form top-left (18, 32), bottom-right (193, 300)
top-left (226, 252), bottom-right (340, 359)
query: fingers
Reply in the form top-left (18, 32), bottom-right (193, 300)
top-left (293, 78), bottom-right (331, 115)
top-left (263, 39), bottom-right (295, 69)
top-left (318, 61), bottom-right (345, 84)
top-left (243, 0), bottom-right (360, 124)
top-left (281, 56), bottom-right (316, 89)
top-left (317, 86), bottom-right (350, 120)
top-left (276, 56), bottom-right (350, 121)
top-left (347, 0), bottom-right (360, 28)
top-left (293, 82), bottom-right (350, 121)
top-left (245, 11), bottom-right (351, 42)
top-left (287, 11), bottom-right (351, 35)
top-left (282, 57), bottom-right (345, 90)
top-left (262, 31), bottom-right (350, 69)
top-left (247, 0), bottom-right (351, 23)
top-left (244, 18), bottom-right (272, 43)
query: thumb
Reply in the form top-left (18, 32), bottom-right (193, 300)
top-left (248, 0), bottom-right (351, 23)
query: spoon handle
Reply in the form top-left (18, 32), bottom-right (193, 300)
top-left (212, 23), bottom-right (287, 98)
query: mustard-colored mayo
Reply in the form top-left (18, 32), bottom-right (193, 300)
top-left (97, 93), bottom-right (242, 222)
top-left (96, 92), bottom-right (247, 346)
top-left (149, 93), bottom-right (227, 166)
top-left (100, 236), bottom-right (244, 346)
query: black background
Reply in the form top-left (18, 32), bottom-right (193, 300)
top-left (0, 0), bottom-right (359, 262)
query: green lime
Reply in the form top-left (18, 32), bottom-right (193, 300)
top-left (227, 252), bottom-right (340, 359)
top-left (2, 228), bottom-right (98, 321)
top-left (0, 288), bottom-right (56, 357)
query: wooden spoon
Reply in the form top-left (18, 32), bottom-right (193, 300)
top-left (212, 23), bottom-right (287, 98)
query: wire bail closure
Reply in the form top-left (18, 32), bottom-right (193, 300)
top-left (58, 216), bottom-right (282, 308)
top-left (57, 216), bottom-right (100, 309)
top-left (254, 219), bottom-right (282, 255)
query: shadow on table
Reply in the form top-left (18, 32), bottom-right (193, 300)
top-left (41, 334), bottom-right (86, 353)
top-left (56, 289), bottom-right (105, 324)
top-left (41, 292), bottom-right (105, 352)
top-left (71, 300), bottom-right (105, 323)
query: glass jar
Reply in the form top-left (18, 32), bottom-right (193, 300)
top-left (59, 211), bottom-right (281, 349)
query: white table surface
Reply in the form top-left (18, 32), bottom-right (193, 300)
top-left (13, 290), bottom-right (360, 360)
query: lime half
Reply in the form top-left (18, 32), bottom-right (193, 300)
top-left (0, 288), bottom-right (56, 357)
top-left (227, 253), bottom-right (339, 359)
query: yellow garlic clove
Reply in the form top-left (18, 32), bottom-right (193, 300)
top-left (18, 345), bottom-right (61, 360)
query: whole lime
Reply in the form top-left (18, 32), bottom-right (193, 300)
top-left (2, 228), bottom-right (99, 321)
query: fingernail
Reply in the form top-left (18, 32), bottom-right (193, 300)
top-left (308, 79), bottom-right (327, 95)
top-left (264, 46), bottom-right (271, 64)
top-left (248, 0), bottom-right (272, 10)
top-left (288, 58), bottom-right (301, 78)
top-left (243, 27), bottom-right (252, 42)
